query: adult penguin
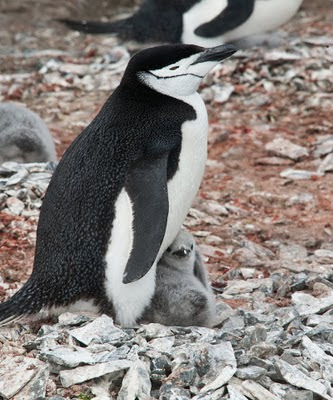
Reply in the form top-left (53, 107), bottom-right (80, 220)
top-left (0, 43), bottom-right (236, 327)
top-left (59, 0), bottom-right (303, 46)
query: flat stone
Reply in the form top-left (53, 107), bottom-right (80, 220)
top-left (280, 169), bottom-right (322, 180)
top-left (285, 390), bottom-right (314, 400)
top-left (242, 380), bottom-right (281, 400)
top-left (292, 292), bottom-right (333, 316)
top-left (40, 345), bottom-right (96, 368)
top-left (227, 385), bottom-right (249, 400)
top-left (70, 314), bottom-right (128, 346)
top-left (255, 157), bottom-right (294, 166)
top-left (0, 357), bottom-right (47, 399)
top-left (314, 139), bottom-right (333, 157)
top-left (16, 362), bottom-right (49, 400)
top-left (318, 153), bottom-right (333, 173)
top-left (117, 360), bottom-right (151, 400)
top-left (197, 342), bottom-right (237, 395)
top-left (236, 366), bottom-right (267, 380)
top-left (5, 197), bottom-right (25, 215)
top-left (276, 359), bottom-right (331, 399)
top-left (301, 336), bottom-right (333, 383)
top-left (58, 312), bottom-right (91, 326)
top-left (265, 138), bottom-right (309, 161)
top-left (279, 244), bottom-right (308, 262)
top-left (59, 360), bottom-right (132, 388)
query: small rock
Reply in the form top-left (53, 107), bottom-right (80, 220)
top-left (5, 197), bottom-right (25, 215)
top-left (40, 345), bottom-right (96, 368)
top-left (255, 157), bottom-right (294, 166)
top-left (265, 138), bottom-right (309, 161)
top-left (242, 380), bottom-right (281, 400)
top-left (59, 360), bottom-right (132, 388)
top-left (58, 312), bottom-right (91, 326)
top-left (211, 83), bottom-right (234, 103)
top-left (279, 244), bottom-right (308, 262)
top-left (70, 314), bottom-right (128, 346)
top-left (227, 385), bottom-right (249, 400)
top-left (236, 366), bottom-right (267, 380)
top-left (317, 153), bottom-right (333, 173)
top-left (280, 169), bottom-right (322, 180)
top-left (285, 390), bottom-right (314, 400)
top-left (276, 359), bottom-right (331, 399)
top-left (118, 360), bottom-right (151, 400)
top-left (0, 357), bottom-right (47, 399)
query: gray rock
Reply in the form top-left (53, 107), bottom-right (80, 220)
top-left (118, 360), bottom-right (151, 400)
top-left (279, 244), bottom-right (308, 262)
top-left (159, 384), bottom-right (191, 400)
top-left (236, 366), bottom-right (267, 380)
top-left (280, 169), bottom-right (322, 180)
top-left (138, 323), bottom-right (173, 339)
top-left (58, 312), bottom-right (91, 326)
top-left (15, 362), bottom-right (49, 400)
top-left (6, 196), bottom-right (25, 215)
top-left (265, 138), bottom-right (309, 161)
top-left (317, 153), bottom-right (333, 173)
top-left (284, 390), bottom-right (314, 400)
top-left (276, 359), bottom-right (331, 399)
top-left (314, 138), bottom-right (333, 157)
top-left (197, 342), bottom-right (237, 395)
top-left (227, 385), bottom-right (249, 400)
top-left (59, 360), bottom-right (132, 388)
top-left (70, 314), bottom-right (128, 346)
top-left (40, 345), bottom-right (96, 368)
top-left (241, 380), bottom-right (282, 400)
top-left (292, 292), bottom-right (333, 316)
top-left (301, 336), bottom-right (333, 383)
top-left (0, 357), bottom-right (47, 399)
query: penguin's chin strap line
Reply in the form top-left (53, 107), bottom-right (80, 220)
top-left (148, 71), bottom-right (204, 80)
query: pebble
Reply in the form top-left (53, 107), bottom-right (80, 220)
top-left (265, 138), bottom-right (309, 161)
top-left (280, 169), bottom-right (322, 180)
top-left (59, 360), bottom-right (132, 388)
top-left (317, 153), bottom-right (333, 173)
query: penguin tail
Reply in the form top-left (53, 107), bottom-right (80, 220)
top-left (57, 18), bottom-right (131, 36)
top-left (0, 281), bottom-right (41, 327)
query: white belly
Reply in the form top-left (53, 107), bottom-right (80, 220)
top-left (182, 0), bottom-right (303, 47)
top-left (104, 93), bottom-right (208, 327)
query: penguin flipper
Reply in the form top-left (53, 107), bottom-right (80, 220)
top-left (57, 18), bottom-right (128, 35)
top-left (122, 155), bottom-right (169, 284)
top-left (194, 0), bottom-right (255, 38)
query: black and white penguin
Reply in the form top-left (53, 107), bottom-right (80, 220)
top-left (0, 103), bottom-right (57, 164)
top-left (59, 0), bottom-right (303, 46)
top-left (0, 43), bottom-right (236, 327)
top-left (141, 230), bottom-right (217, 327)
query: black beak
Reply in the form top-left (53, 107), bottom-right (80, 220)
top-left (191, 44), bottom-right (237, 65)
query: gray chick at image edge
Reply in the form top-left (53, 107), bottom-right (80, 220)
top-left (141, 230), bottom-right (217, 327)
top-left (60, 0), bottom-right (303, 48)
top-left (0, 43), bottom-right (237, 328)
top-left (0, 102), bottom-right (57, 164)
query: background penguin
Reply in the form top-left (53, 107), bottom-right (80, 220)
top-left (59, 0), bottom-right (303, 47)
top-left (0, 103), bottom-right (57, 165)
top-left (0, 43), bottom-right (236, 328)
top-left (141, 230), bottom-right (217, 327)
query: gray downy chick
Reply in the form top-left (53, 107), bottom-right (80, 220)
top-left (141, 230), bottom-right (216, 327)
top-left (0, 102), bottom-right (57, 164)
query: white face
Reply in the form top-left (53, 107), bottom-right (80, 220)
top-left (138, 52), bottom-right (219, 98)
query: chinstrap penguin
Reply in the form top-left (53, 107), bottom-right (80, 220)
top-left (59, 0), bottom-right (303, 47)
top-left (0, 103), bottom-right (57, 164)
top-left (0, 43), bottom-right (236, 328)
top-left (141, 230), bottom-right (216, 327)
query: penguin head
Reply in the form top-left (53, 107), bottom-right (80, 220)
top-left (163, 230), bottom-right (196, 267)
top-left (123, 44), bottom-right (237, 97)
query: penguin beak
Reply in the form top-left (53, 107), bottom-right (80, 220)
top-left (191, 44), bottom-right (237, 65)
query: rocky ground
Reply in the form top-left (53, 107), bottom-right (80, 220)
top-left (0, 0), bottom-right (333, 399)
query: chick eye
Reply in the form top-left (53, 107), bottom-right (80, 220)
top-left (166, 247), bottom-right (172, 252)
top-left (169, 66), bottom-right (179, 70)
top-left (190, 244), bottom-right (194, 250)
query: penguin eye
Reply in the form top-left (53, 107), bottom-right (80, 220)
top-left (166, 247), bottom-right (172, 252)
top-left (190, 244), bottom-right (194, 250)
top-left (169, 66), bottom-right (179, 70)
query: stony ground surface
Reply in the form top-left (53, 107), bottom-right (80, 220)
top-left (0, 0), bottom-right (333, 399)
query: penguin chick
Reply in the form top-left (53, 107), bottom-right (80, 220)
top-left (0, 103), bottom-right (57, 164)
top-left (59, 0), bottom-right (303, 48)
top-left (141, 230), bottom-right (216, 327)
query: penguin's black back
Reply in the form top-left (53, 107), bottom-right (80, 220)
top-left (60, 0), bottom-right (199, 43)
top-left (0, 75), bottom-right (196, 322)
